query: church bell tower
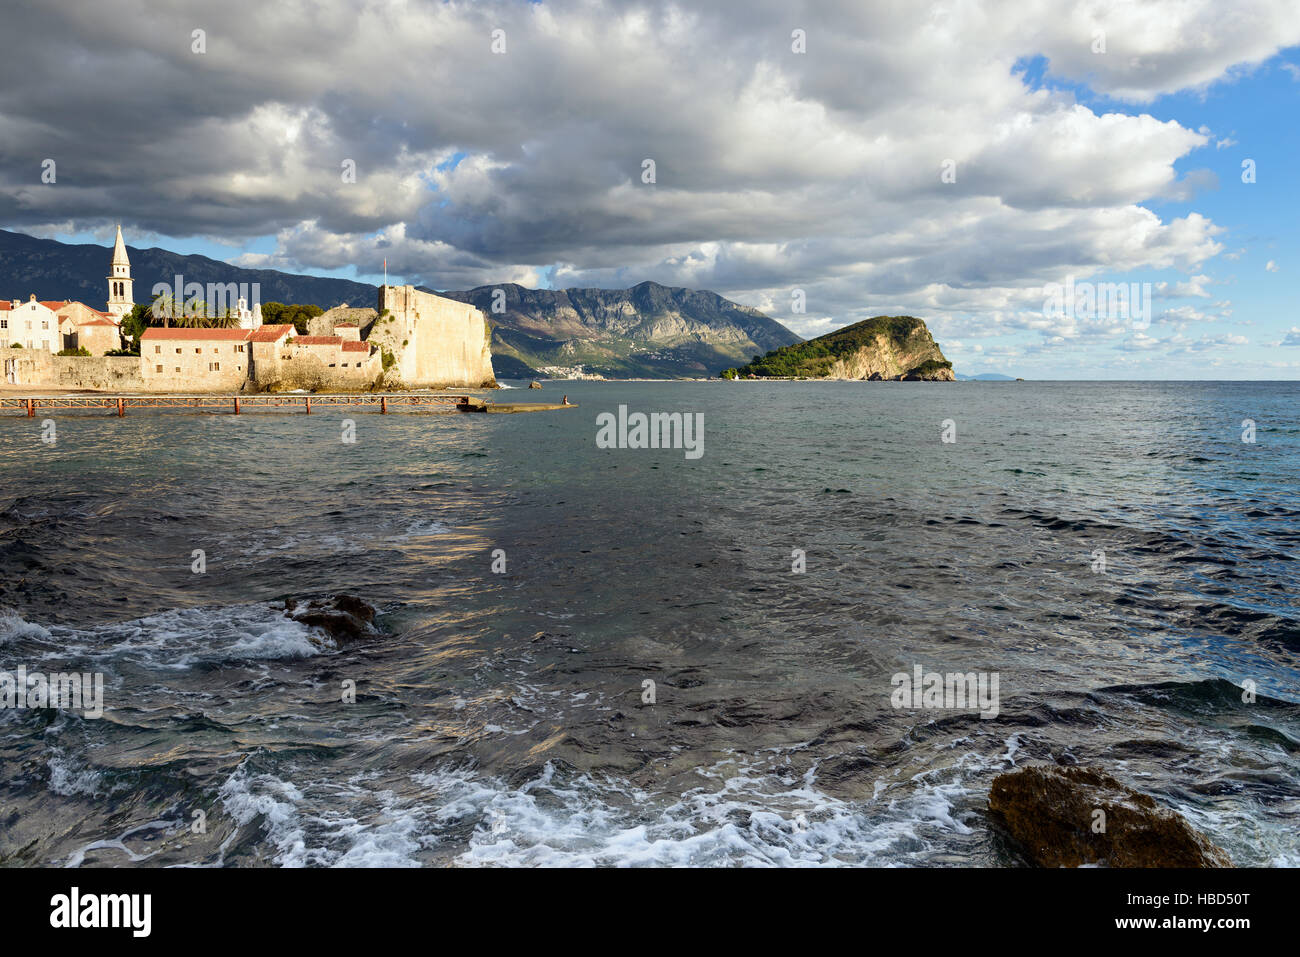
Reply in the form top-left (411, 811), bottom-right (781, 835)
top-left (106, 224), bottom-right (134, 319)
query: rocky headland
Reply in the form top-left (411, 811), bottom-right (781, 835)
top-left (729, 315), bottom-right (955, 381)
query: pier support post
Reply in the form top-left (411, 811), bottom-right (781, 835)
top-left (234, 397), bottom-right (240, 415)
top-left (117, 398), bottom-right (124, 417)
top-left (381, 396), bottom-right (387, 414)
top-left (305, 397), bottom-right (311, 414)
top-left (26, 398), bottom-right (34, 417)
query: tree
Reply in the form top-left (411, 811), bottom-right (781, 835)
top-left (261, 302), bottom-right (324, 334)
top-left (118, 303), bottom-right (154, 352)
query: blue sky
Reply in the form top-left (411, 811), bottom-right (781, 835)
top-left (951, 52), bottom-right (1300, 378)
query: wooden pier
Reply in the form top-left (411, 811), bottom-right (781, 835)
top-left (0, 392), bottom-right (475, 417)
top-left (0, 392), bottom-right (577, 417)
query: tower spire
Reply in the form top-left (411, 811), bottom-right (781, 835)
top-left (111, 223), bottom-right (129, 266)
top-left (106, 224), bottom-right (134, 319)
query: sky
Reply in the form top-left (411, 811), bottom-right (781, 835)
top-left (0, 0), bottom-right (1297, 378)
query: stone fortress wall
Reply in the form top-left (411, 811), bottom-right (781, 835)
top-left (369, 285), bottom-right (496, 389)
top-left (4, 352), bottom-right (144, 390)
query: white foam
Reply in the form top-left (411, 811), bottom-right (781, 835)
top-left (0, 609), bottom-right (52, 645)
top-left (18, 603), bottom-right (336, 669)
top-left (47, 753), bottom-right (106, 797)
top-left (217, 764), bottom-right (430, 867)
top-left (205, 755), bottom-right (990, 868)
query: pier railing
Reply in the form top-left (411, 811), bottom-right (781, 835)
top-left (0, 393), bottom-right (477, 416)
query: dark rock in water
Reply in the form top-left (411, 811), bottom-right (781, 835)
top-left (988, 765), bottom-right (1232, 868)
top-left (284, 594), bottom-right (377, 642)
top-left (528, 380), bottom-right (543, 389)
top-left (868, 372), bottom-right (884, 381)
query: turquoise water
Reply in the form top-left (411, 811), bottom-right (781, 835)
top-left (1, 380), bottom-right (1297, 865)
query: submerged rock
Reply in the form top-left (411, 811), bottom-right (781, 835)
top-left (988, 765), bottom-right (1232, 868)
top-left (528, 380), bottom-right (543, 389)
top-left (284, 594), bottom-right (378, 643)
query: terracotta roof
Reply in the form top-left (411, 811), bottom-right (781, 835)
top-left (250, 323), bottom-right (294, 342)
top-left (57, 304), bottom-right (118, 325)
top-left (293, 335), bottom-right (343, 346)
top-left (40, 301), bottom-right (68, 310)
top-left (0, 302), bottom-right (11, 311)
top-left (341, 340), bottom-right (370, 352)
top-left (140, 327), bottom-right (252, 341)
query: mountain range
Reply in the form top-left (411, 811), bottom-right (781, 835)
top-left (0, 228), bottom-right (800, 378)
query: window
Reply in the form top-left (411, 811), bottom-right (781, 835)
top-left (154, 345), bottom-right (161, 354)
top-left (209, 362), bottom-right (220, 372)
top-left (195, 348), bottom-right (201, 354)
top-left (176, 348), bottom-right (181, 354)
top-left (212, 348), bottom-right (218, 353)
top-left (155, 364), bottom-right (163, 373)
top-left (0, 320), bottom-right (6, 329)
top-left (41, 321), bottom-right (48, 330)
top-left (236, 344), bottom-right (244, 352)
top-left (174, 367), bottom-right (180, 373)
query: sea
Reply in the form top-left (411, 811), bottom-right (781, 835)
top-left (1, 380), bottom-right (1297, 867)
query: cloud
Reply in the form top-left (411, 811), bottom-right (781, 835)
top-left (0, 0), bottom-right (1295, 347)
top-left (1266, 260), bottom-right (1279, 272)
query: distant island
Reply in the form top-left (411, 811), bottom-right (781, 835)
top-left (724, 315), bottom-right (955, 381)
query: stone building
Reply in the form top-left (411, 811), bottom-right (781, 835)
top-left (309, 305), bottom-right (378, 338)
top-left (140, 327), bottom-right (252, 391)
top-left (56, 301), bottom-right (122, 354)
top-left (1, 296), bottom-right (62, 351)
top-left (138, 323), bottom-right (382, 392)
top-left (249, 330), bottom-right (382, 391)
